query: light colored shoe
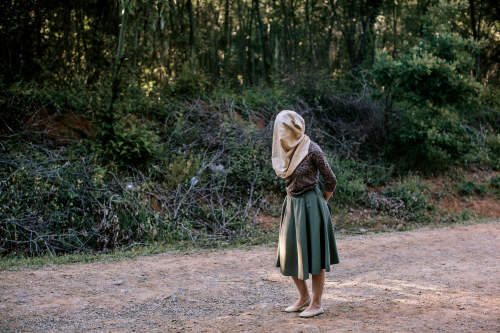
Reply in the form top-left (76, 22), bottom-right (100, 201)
top-left (283, 297), bottom-right (311, 312)
top-left (299, 307), bottom-right (325, 318)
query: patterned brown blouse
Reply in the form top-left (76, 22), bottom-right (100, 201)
top-left (284, 141), bottom-right (337, 196)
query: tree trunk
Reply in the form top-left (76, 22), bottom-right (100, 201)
top-left (223, 0), bottom-right (231, 76)
top-left (254, 0), bottom-right (271, 84)
top-left (187, 0), bottom-right (195, 71)
top-left (468, 0), bottom-right (482, 80)
top-left (104, 0), bottom-right (131, 141)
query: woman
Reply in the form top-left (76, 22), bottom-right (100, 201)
top-left (272, 110), bottom-right (339, 318)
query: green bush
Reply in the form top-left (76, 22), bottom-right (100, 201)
top-left (489, 176), bottom-right (500, 198)
top-left (169, 64), bottom-right (210, 98)
top-left (6, 80), bottom-right (103, 115)
top-left (486, 134), bottom-right (500, 169)
top-left (224, 124), bottom-right (281, 195)
top-left (382, 176), bottom-right (432, 221)
top-left (327, 157), bottom-right (393, 207)
top-left (373, 33), bottom-right (481, 110)
top-left (161, 153), bottom-right (201, 189)
top-left (477, 86), bottom-right (500, 129)
top-left (456, 181), bottom-right (487, 196)
top-left (105, 114), bottom-right (161, 166)
top-left (386, 106), bottom-right (479, 171)
top-left (371, 31), bottom-right (495, 172)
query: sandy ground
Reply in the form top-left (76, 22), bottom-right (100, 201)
top-left (1, 221), bottom-right (499, 333)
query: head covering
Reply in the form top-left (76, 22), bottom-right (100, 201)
top-left (272, 110), bottom-right (311, 179)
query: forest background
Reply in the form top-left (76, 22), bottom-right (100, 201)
top-left (0, 0), bottom-right (499, 260)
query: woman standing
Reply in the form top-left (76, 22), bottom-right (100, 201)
top-left (272, 110), bottom-right (340, 318)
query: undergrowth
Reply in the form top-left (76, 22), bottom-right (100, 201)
top-left (0, 80), bottom-right (498, 258)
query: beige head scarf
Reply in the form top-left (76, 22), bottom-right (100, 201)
top-left (272, 110), bottom-right (311, 179)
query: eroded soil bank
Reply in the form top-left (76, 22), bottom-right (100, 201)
top-left (1, 221), bottom-right (499, 332)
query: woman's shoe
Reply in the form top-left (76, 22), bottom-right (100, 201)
top-left (283, 297), bottom-right (311, 312)
top-left (299, 307), bottom-right (325, 318)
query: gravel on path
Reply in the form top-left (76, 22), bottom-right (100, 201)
top-left (1, 221), bottom-right (499, 332)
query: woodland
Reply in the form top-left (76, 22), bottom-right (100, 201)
top-left (0, 0), bottom-right (499, 257)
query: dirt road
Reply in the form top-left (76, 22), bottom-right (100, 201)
top-left (1, 221), bottom-right (499, 332)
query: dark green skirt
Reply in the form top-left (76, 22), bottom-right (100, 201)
top-left (276, 186), bottom-right (339, 280)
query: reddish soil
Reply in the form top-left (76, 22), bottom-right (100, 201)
top-left (440, 196), bottom-right (500, 217)
top-left (426, 169), bottom-right (500, 218)
top-left (1, 221), bottom-right (499, 332)
top-left (26, 108), bottom-right (94, 141)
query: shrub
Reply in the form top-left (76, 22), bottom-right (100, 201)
top-left (385, 105), bottom-right (480, 171)
top-left (327, 159), bottom-right (366, 206)
top-left (158, 153), bottom-right (201, 189)
top-left (486, 134), bottom-right (500, 169)
top-left (489, 176), bottom-right (500, 198)
top-left (372, 33), bottom-right (481, 111)
top-left (367, 175), bottom-right (431, 221)
top-left (6, 80), bottom-right (101, 116)
top-left (169, 64), bottom-right (210, 98)
top-left (456, 181), bottom-right (487, 196)
top-left (104, 114), bottom-right (161, 166)
top-left (327, 157), bottom-right (393, 207)
top-left (371, 32), bottom-right (494, 172)
top-left (224, 123), bottom-right (281, 195)
top-left (313, 94), bottom-right (385, 158)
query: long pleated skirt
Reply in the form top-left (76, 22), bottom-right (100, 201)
top-left (276, 186), bottom-right (340, 280)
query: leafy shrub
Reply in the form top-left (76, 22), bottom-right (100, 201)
top-left (373, 34), bottom-right (481, 110)
top-left (477, 86), bottom-right (500, 130)
top-left (169, 64), bottom-right (210, 98)
top-left (105, 114), bottom-right (161, 166)
top-left (113, 82), bottom-right (174, 119)
top-left (328, 159), bottom-right (366, 206)
top-left (327, 157), bottom-right (393, 207)
top-left (486, 134), bottom-right (500, 169)
top-left (386, 106), bottom-right (480, 171)
top-left (456, 181), bottom-right (487, 196)
top-left (6, 80), bottom-right (102, 116)
top-left (230, 86), bottom-right (292, 112)
top-left (224, 124), bottom-right (281, 195)
top-left (371, 32), bottom-right (495, 172)
top-left (282, 70), bottom-right (338, 106)
top-left (370, 176), bottom-right (431, 221)
top-left (455, 176), bottom-right (500, 199)
top-left (489, 176), bottom-right (500, 198)
top-left (158, 153), bottom-right (201, 189)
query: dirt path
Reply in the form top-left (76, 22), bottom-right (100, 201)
top-left (1, 222), bottom-right (499, 333)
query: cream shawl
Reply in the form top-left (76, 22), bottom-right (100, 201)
top-left (272, 110), bottom-right (311, 179)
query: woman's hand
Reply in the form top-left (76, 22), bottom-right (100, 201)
top-left (323, 191), bottom-right (333, 202)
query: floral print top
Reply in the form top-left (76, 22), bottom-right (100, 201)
top-left (284, 141), bottom-right (337, 196)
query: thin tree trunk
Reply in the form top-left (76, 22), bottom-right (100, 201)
top-left (246, 4), bottom-right (255, 84)
top-left (223, 0), bottom-right (230, 76)
top-left (468, 0), bottom-right (482, 80)
top-left (187, 0), bottom-right (195, 71)
top-left (392, 0), bottom-right (397, 57)
top-left (105, 0), bottom-right (131, 141)
top-left (254, 0), bottom-right (271, 83)
top-left (305, 0), bottom-right (314, 64)
top-left (327, 0), bottom-right (338, 68)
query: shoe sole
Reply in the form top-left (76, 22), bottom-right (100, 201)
top-left (283, 299), bottom-right (311, 312)
top-left (299, 308), bottom-right (325, 318)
